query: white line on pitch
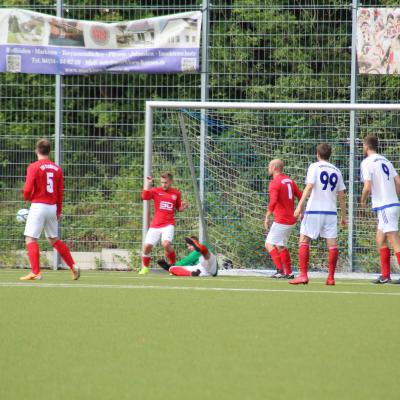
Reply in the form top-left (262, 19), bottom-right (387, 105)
top-left (0, 282), bottom-right (400, 297)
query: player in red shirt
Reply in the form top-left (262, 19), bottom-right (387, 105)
top-left (265, 159), bottom-right (302, 279)
top-left (139, 171), bottom-right (188, 275)
top-left (20, 139), bottom-right (80, 281)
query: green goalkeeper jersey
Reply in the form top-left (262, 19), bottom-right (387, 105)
top-left (175, 242), bottom-right (212, 266)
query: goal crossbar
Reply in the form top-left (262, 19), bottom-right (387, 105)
top-left (146, 101), bottom-right (400, 112)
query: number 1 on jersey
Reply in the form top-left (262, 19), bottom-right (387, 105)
top-left (46, 172), bottom-right (54, 193)
top-left (286, 182), bottom-right (293, 199)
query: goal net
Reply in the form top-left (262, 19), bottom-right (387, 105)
top-left (144, 101), bottom-right (400, 273)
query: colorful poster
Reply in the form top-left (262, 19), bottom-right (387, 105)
top-left (357, 8), bottom-right (400, 74)
top-left (0, 8), bottom-right (202, 75)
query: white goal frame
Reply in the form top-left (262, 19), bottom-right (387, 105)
top-left (144, 101), bottom-right (400, 271)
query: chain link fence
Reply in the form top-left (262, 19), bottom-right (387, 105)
top-left (1, 1), bottom-right (399, 272)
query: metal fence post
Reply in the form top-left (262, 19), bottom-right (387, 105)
top-left (199, 0), bottom-right (210, 242)
top-left (348, 0), bottom-right (359, 272)
top-left (54, 0), bottom-right (63, 270)
top-left (142, 102), bottom-right (153, 251)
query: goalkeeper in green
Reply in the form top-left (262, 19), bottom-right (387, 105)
top-left (157, 236), bottom-right (218, 276)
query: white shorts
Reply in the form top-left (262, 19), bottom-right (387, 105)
top-left (145, 225), bottom-right (175, 246)
top-left (300, 213), bottom-right (337, 240)
top-left (265, 222), bottom-right (295, 246)
top-left (377, 206), bottom-right (400, 233)
top-left (24, 203), bottom-right (58, 239)
top-left (184, 253), bottom-right (218, 277)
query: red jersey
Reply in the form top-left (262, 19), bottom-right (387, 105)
top-left (267, 173), bottom-right (302, 225)
top-left (23, 159), bottom-right (64, 216)
top-left (141, 187), bottom-right (182, 228)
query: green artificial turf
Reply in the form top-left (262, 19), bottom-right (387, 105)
top-left (0, 270), bottom-right (399, 400)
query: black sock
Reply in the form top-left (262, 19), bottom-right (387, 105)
top-left (157, 259), bottom-right (171, 271)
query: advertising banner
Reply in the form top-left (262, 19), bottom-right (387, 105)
top-left (0, 8), bottom-right (202, 75)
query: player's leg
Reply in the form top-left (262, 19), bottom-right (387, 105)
top-left (325, 238), bottom-right (338, 286)
top-left (290, 214), bottom-right (318, 285)
top-left (271, 223), bottom-right (295, 278)
top-left (47, 237), bottom-right (80, 280)
top-left (265, 223), bottom-right (284, 277)
top-left (20, 204), bottom-right (44, 280)
top-left (321, 215), bottom-right (339, 286)
top-left (198, 254), bottom-right (218, 276)
top-left (161, 225), bottom-right (176, 265)
top-left (372, 209), bottom-right (397, 283)
top-left (380, 207), bottom-right (400, 284)
top-left (44, 205), bottom-right (80, 280)
top-left (140, 243), bottom-right (153, 274)
top-left (139, 228), bottom-right (160, 274)
top-left (277, 246), bottom-right (294, 279)
top-left (169, 265), bottom-right (202, 276)
top-left (21, 236), bottom-right (42, 280)
top-left (289, 234), bottom-right (311, 285)
top-left (373, 228), bottom-right (391, 283)
top-left (386, 230), bottom-right (400, 284)
top-left (265, 242), bottom-right (284, 278)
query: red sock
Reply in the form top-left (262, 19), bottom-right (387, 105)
top-left (142, 255), bottom-right (151, 267)
top-left (166, 250), bottom-right (176, 265)
top-left (192, 239), bottom-right (209, 257)
top-left (328, 246), bottom-right (339, 279)
top-left (169, 266), bottom-right (192, 276)
top-left (279, 248), bottom-right (292, 275)
top-left (380, 247), bottom-right (391, 278)
top-left (27, 242), bottom-right (40, 275)
top-left (298, 242), bottom-right (310, 277)
top-left (53, 240), bottom-right (75, 269)
top-left (268, 248), bottom-right (283, 272)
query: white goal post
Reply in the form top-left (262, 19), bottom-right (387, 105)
top-left (144, 101), bottom-right (400, 272)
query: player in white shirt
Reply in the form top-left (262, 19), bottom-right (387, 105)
top-left (360, 135), bottom-right (400, 284)
top-left (291, 143), bottom-right (347, 285)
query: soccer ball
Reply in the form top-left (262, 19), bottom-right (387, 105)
top-left (16, 208), bottom-right (29, 223)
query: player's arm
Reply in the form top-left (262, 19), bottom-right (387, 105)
top-left (293, 182), bottom-right (303, 201)
top-left (23, 165), bottom-right (35, 201)
top-left (395, 175), bottom-right (400, 196)
top-left (294, 183), bottom-right (313, 219)
top-left (338, 190), bottom-right (347, 227)
top-left (176, 192), bottom-right (188, 212)
top-left (178, 201), bottom-right (188, 211)
top-left (265, 183), bottom-right (278, 229)
top-left (360, 180), bottom-right (371, 208)
top-left (141, 176), bottom-right (154, 200)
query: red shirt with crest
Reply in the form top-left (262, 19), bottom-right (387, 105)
top-left (23, 159), bottom-right (64, 216)
top-left (268, 173), bottom-right (302, 225)
top-left (141, 187), bottom-right (182, 228)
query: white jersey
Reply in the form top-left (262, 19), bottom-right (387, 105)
top-left (360, 153), bottom-right (399, 211)
top-left (304, 161), bottom-right (346, 214)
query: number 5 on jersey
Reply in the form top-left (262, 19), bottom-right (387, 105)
top-left (46, 172), bottom-right (54, 193)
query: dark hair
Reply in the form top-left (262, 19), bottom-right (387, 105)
top-left (316, 143), bottom-right (332, 160)
top-left (36, 138), bottom-right (51, 155)
top-left (184, 235), bottom-right (199, 245)
top-left (363, 135), bottom-right (378, 151)
top-left (160, 171), bottom-right (173, 181)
